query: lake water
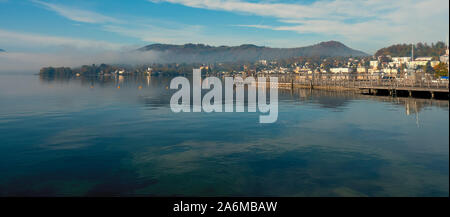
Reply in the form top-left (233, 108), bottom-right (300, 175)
top-left (0, 74), bottom-right (448, 197)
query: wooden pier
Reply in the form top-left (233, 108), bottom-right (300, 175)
top-left (276, 79), bottom-right (449, 99)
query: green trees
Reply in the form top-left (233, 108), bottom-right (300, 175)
top-left (39, 67), bottom-right (72, 75)
top-left (375, 42), bottom-right (447, 58)
top-left (433, 62), bottom-right (449, 78)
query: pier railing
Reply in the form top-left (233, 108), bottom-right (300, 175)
top-left (287, 79), bottom-right (449, 91)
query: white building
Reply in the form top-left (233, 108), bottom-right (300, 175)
top-left (408, 61), bottom-right (428, 68)
top-left (440, 55), bottom-right (449, 64)
top-left (357, 67), bottom-right (368, 73)
top-left (415, 57), bottom-right (432, 61)
top-left (392, 57), bottom-right (411, 63)
top-left (382, 68), bottom-right (398, 75)
top-left (389, 57), bottom-right (411, 68)
top-left (440, 49), bottom-right (449, 63)
top-left (330, 68), bottom-right (354, 74)
top-left (370, 61), bottom-right (379, 69)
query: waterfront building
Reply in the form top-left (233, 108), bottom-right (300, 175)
top-left (382, 68), bottom-right (399, 76)
top-left (408, 60), bottom-right (429, 68)
top-left (258, 60), bottom-right (267, 65)
top-left (440, 49), bottom-right (449, 63)
top-left (356, 67), bottom-right (368, 80)
top-left (357, 67), bottom-right (368, 73)
top-left (370, 61), bottom-right (379, 69)
top-left (415, 57), bottom-right (433, 61)
top-left (392, 57), bottom-right (411, 63)
top-left (389, 57), bottom-right (411, 68)
top-left (330, 68), bottom-right (353, 74)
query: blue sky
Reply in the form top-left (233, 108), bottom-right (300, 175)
top-left (0, 0), bottom-right (449, 58)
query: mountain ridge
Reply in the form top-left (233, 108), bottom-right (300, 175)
top-left (138, 41), bottom-right (368, 63)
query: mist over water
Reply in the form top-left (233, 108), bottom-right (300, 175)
top-left (0, 74), bottom-right (448, 196)
top-left (0, 49), bottom-right (164, 73)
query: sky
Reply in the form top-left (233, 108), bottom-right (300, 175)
top-left (0, 0), bottom-right (449, 72)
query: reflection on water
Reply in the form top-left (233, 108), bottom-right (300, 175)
top-left (279, 88), bottom-right (448, 118)
top-left (0, 74), bottom-right (448, 196)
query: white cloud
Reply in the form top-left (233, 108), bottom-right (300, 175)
top-left (28, 1), bottom-right (232, 46)
top-left (31, 0), bottom-right (120, 24)
top-left (14, 0), bottom-right (449, 53)
top-left (102, 24), bottom-right (206, 44)
top-left (151, 0), bottom-right (450, 52)
top-left (232, 24), bottom-right (273, 29)
top-left (149, 0), bottom-right (393, 21)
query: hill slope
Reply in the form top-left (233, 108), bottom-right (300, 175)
top-left (138, 41), bottom-right (368, 63)
top-left (375, 42), bottom-right (447, 57)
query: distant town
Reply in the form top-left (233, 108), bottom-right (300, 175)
top-left (40, 42), bottom-right (449, 83)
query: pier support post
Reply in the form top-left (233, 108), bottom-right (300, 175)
top-left (431, 92), bottom-right (435, 99)
top-left (409, 90), bottom-right (412, 97)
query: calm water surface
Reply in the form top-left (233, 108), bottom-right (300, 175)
top-left (0, 74), bottom-right (448, 196)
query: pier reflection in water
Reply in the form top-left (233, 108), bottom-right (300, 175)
top-left (279, 87), bottom-right (448, 116)
top-left (0, 74), bottom-right (447, 196)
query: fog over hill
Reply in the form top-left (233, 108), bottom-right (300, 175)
top-left (0, 41), bottom-right (370, 73)
top-left (138, 41), bottom-right (369, 63)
